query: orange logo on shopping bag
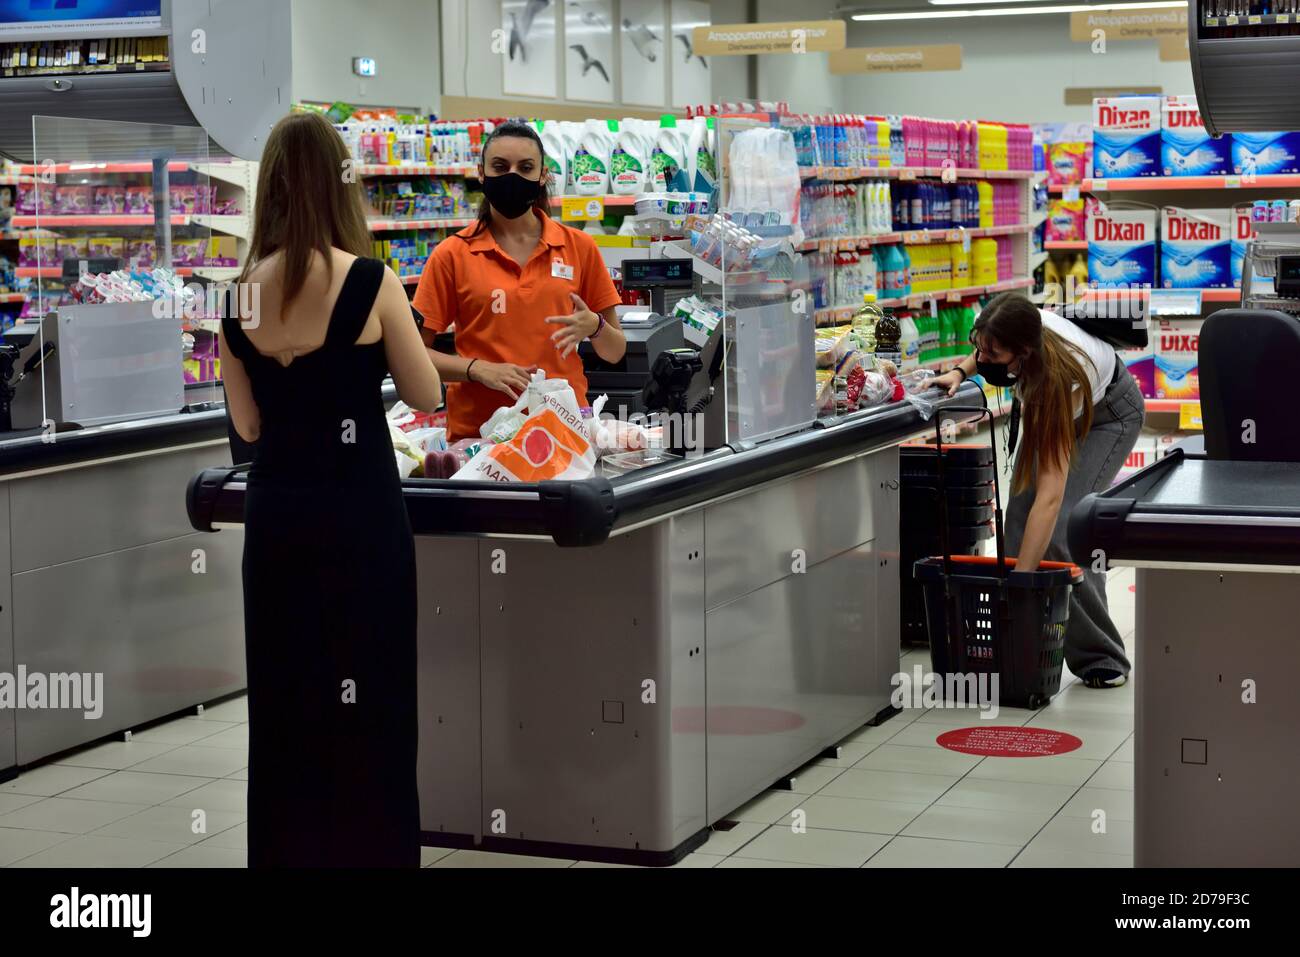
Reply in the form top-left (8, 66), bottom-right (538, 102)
top-left (485, 408), bottom-right (592, 482)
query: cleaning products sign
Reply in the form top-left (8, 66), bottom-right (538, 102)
top-left (1161, 207), bottom-right (1231, 289)
top-left (1069, 6), bottom-right (1188, 41)
top-left (693, 20), bottom-right (845, 56)
top-left (829, 45), bottom-right (962, 74)
top-left (1093, 96), bottom-right (1161, 179)
top-left (1089, 204), bottom-right (1156, 288)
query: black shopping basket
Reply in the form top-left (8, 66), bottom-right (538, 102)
top-left (912, 407), bottom-right (1084, 710)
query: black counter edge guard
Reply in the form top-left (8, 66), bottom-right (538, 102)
top-left (1067, 491), bottom-right (1136, 570)
top-left (187, 467), bottom-right (243, 533)
top-left (541, 479), bottom-right (617, 547)
top-left (1, 408), bottom-right (231, 478)
top-left (1066, 451), bottom-right (1182, 567)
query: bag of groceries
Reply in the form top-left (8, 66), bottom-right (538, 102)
top-left (452, 373), bottom-right (597, 483)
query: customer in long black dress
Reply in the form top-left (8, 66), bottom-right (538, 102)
top-left (218, 112), bottom-right (442, 867)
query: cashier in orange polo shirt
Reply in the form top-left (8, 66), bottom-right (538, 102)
top-left (412, 121), bottom-right (627, 441)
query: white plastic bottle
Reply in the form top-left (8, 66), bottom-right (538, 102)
top-left (609, 119), bottom-right (649, 195)
top-left (652, 115), bottom-right (690, 193)
top-left (538, 121), bottom-right (568, 197)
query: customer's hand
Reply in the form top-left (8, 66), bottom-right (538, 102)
top-left (470, 361), bottom-right (536, 401)
top-left (933, 369), bottom-right (965, 397)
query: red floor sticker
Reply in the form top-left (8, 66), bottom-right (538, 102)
top-left (937, 726), bottom-right (1083, 757)
top-left (672, 706), bottom-right (806, 735)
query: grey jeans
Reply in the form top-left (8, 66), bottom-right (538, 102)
top-left (1004, 362), bottom-right (1146, 677)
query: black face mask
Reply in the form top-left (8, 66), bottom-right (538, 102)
top-left (976, 360), bottom-right (1020, 388)
top-left (482, 172), bottom-right (542, 220)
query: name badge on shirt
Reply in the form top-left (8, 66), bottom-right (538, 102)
top-left (552, 260), bottom-right (574, 281)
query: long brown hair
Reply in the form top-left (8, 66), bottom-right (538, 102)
top-left (240, 111), bottom-right (373, 311)
top-left (462, 120), bottom-right (552, 240)
top-left (974, 293), bottom-right (1097, 494)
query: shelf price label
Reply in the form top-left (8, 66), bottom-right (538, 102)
top-left (898, 169), bottom-right (918, 182)
top-left (1281, 14), bottom-right (1292, 23)
top-left (1148, 289), bottom-right (1203, 317)
top-left (561, 197), bottom-right (605, 221)
top-left (1227, 15), bottom-right (1239, 24)
top-left (1179, 402), bottom-right (1203, 431)
top-left (1248, 14), bottom-right (1262, 24)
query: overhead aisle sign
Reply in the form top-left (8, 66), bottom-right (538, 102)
top-left (1070, 6), bottom-right (1189, 41)
top-left (693, 20), bottom-right (846, 56)
top-left (1159, 34), bottom-right (1191, 61)
top-left (830, 45), bottom-right (963, 74)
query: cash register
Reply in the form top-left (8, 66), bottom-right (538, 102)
top-left (579, 259), bottom-right (691, 416)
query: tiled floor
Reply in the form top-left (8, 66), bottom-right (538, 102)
top-left (0, 571), bottom-right (1138, 869)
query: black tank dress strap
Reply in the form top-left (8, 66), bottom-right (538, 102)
top-left (325, 257), bottom-right (387, 350)
top-left (219, 285), bottom-right (254, 362)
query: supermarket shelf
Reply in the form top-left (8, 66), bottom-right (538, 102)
top-left (1045, 240), bottom-right (1087, 251)
top-left (191, 214), bottom-right (249, 239)
top-left (193, 267), bottom-right (243, 281)
top-left (16, 266), bottom-right (206, 279)
top-left (16, 162), bottom-right (190, 176)
top-left (190, 162), bottom-right (252, 190)
top-left (1080, 287), bottom-right (1241, 303)
top-left (802, 166), bottom-right (1035, 182)
top-left (367, 217), bottom-right (475, 232)
top-left (1204, 13), bottom-right (1298, 27)
top-left (0, 174), bottom-right (32, 185)
top-left (798, 222), bottom-right (1032, 254)
top-left (1050, 175), bottom-right (1300, 194)
top-left (355, 164), bottom-right (477, 178)
top-left (1146, 399), bottom-right (1192, 414)
top-left (0, 292), bottom-right (25, 304)
top-left (812, 277), bottom-right (1032, 322)
top-left (11, 215), bottom-right (191, 228)
top-left (400, 274), bottom-right (421, 285)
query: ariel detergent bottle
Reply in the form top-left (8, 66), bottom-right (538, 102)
top-left (537, 121), bottom-right (569, 198)
top-left (609, 120), bottom-right (648, 195)
top-left (572, 120), bottom-right (611, 197)
top-left (651, 115), bottom-right (690, 193)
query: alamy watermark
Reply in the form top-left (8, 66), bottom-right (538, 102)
top-left (891, 665), bottom-right (1000, 720)
top-left (0, 667), bottom-right (104, 720)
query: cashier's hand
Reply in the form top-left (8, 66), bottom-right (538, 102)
top-left (546, 294), bottom-right (601, 360)
top-left (933, 370), bottom-right (965, 397)
top-left (471, 361), bottom-right (537, 401)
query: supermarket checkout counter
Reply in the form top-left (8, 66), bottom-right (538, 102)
top-left (0, 405), bottom-right (246, 784)
top-left (188, 381), bottom-right (986, 865)
top-left (1068, 308), bottom-right (1300, 867)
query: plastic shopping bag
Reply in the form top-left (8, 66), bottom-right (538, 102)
top-left (587, 395), bottom-right (650, 455)
top-left (453, 374), bottom-right (597, 482)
